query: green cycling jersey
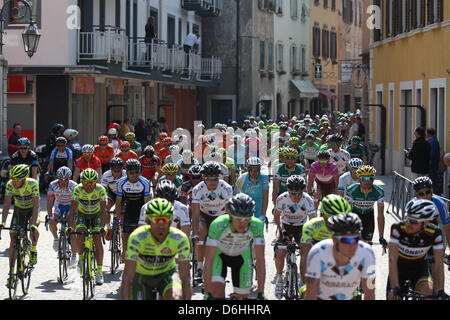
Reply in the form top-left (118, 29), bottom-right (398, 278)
top-left (301, 217), bottom-right (331, 245)
top-left (344, 183), bottom-right (384, 215)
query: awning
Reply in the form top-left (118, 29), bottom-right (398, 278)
top-left (290, 80), bottom-right (319, 98)
top-left (319, 89), bottom-right (338, 99)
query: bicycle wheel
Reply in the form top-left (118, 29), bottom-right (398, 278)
top-left (110, 227), bottom-right (121, 274)
top-left (8, 246), bottom-right (19, 300)
top-left (82, 249), bottom-right (92, 300)
top-left (289, 264), bottom-right (299, 300)
top-left (58, 234), bottom-right (68, 284)
top-left (191, 244), bottom-right (197, 287)
top-left (20, 238), bottom-right (33, 295)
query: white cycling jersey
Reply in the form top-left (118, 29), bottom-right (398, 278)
top-left (306, 238), bottom-right (376, 300)
top-left (328, 149), bottom-right (351, 175)
top-left (338, 171), bottom-right (359, 195)
top-left (275, 191), bottom-right (315, 226)
top-left (101, 169), bottom-right (126, 194)
top-left (191, 180), bottom-right (233, 217)
top-left (47, 179), bottom-right (78, 213)
top-left (138, 200), bottom-right (190, 227)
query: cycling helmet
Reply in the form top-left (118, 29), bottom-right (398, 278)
top-left (159, 132), bottom-right (168, 140)
top-left (201, 161), bottom-right (221, 177)
top-left (52, 123), bottom-right (65, 134)
top-left (289, 137), bottom-right (300, 146)
top-left (107, 128), bottom-right (118, 136)
top-left (279, 124), bottom-right (288, 131)
top-left (163, 163), bottom-right (179, 175)
top-left (9, 164), bottom-right (29, 179)
top-left (351, 136), bottom-right (362, 143)
top-left (18, 137), bottom-right (30, 146)
top-left (405, 199), bottom-right (437, 222)
top-left (347, 158), bottom-right (364, 170)
top-left (64, 129), bottom-right (79, 141)
top-left (246, 157), bottom-right (262, 168)
top-left (163, 137), bottom-right (173, 145)
top-left (125, 132), bottom-right (135, 140)
top-left (226, 193), bottom-right (255, 218)
top-left (56, 166), bottom-right (72, 179)
top-left (108, 123), bottom-right (120, 130)
top-left (98, 135), bottom-right (109, 144)
top-left (412, 176), bottom-right (433, 191)
top-left (144, 198), bottom-right (174, 219)
top-left (125, 159), bottom-right (141, 172)
top-left (356, 165), bottom-right (376, 178)
top-left (298, 126), bottom-right (307, 133)
top-left (305, 134), bottom-right (314, 141)
top-left (82, 144), bottom-right (94, 154)
top-left (155, 180), bottom-right (179, 202)
top-left (286, 175), bottom-right (306, 192)
top-left (81, 168), bottom-right (98, 182)
top-left (110, 157), bottom-right (124, 170)
top-left (188, 164), bottom-right (202, 177)
top-left (144, 146), bottom-right (155, 157)
top-left (326, 212), bottom-right (362, 236)
top-left (56, 136), bottom-right (67, 145)
top-left (320, 194), bottom-right (351, 218)
top-left (327, 134), bottom-right (344, 144)
top-left (317, 150), bottom-right (331, 159)
top-left (182, 149), bottom-right (193, 157)
top-left (169, 145), bottom-right (180, 154)
top-left (289, 130), bottom-right (298, 137)
top-left (283, 147), bottom-right (299, 158)
top-left (120, 141), bottom-right (131, 150)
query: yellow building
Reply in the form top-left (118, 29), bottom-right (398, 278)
top-left (370, 0), bottom-right (449, 180)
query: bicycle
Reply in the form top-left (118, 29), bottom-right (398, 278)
top-left (69, 228), bottom-right (105, 300)
top-left (394, 280), bottom-right (450, 300)
top-left (191, 237), bottom-right (201, 287)
top-left (274, 234), bottom-right (302, 300)
top-left (3, 226), bottom-right (35, 300)
top-left (109, 211), bottom-right (122, 274)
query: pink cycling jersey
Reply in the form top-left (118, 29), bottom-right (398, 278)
top-left (309, 161), bottom-right (339, 184)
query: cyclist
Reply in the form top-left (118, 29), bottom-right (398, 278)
top-left (387, 199), bottom-right (447, 300)
top-left (176, 149), bottom-right (199, 181)
top-left (347, 136), bottom-right (368, 164)
top-left (116, 141), bottom-right (139, 164)
top-left (120, 198), bottom-right (191, 300)
top-left (10, 137), bottom-right (39, 179)
top-left (116, 159), bottom-right (152, 262)
top-left (47, 166), bottom-right (78, 265)
top-left (47, 136), bottom-right (73, 177)
top-left (205, 150), bottom-right (230, 184)
top-left (107, 128), bottom-right (121, 154)
top-left (337, 158), bottom-right (364, 197)
top-left (139, 146), bottom-right (162, 188)
top-left (94, 135), bottom-right (115, 173)
top-left (1, 164), bottom-right (40, 287)
top-left (272, 147), bottom-right (306, 204)
top-left (345, 165), bottom-right (386, 246)
top-left (203, 193), bottom-right (266, 300)
top-left (273, 175), bottom-right (315, 299)
top-left (227, 135), bottom-right (246, 174)
top-left (412, 176), bottom-right (450, 248)
top-left (125, 132), bottom-right (142, 157)
top-left (218, 148), bottom-right (236, 186)
top-left (234, 157), bottom-right (269, 222)
top-left (191, 161), bottom-right (233, 280)
top-left (300, 134), bottom-right (320, 170)
top-left (179, 164), bottom-right (203, 206)
top-left (164, 145), bottom-right (183, 165)
top-left (307, 150), bottom-right (340, 210)
top-left (327, 134), bottom-right (351, 176)
top-left (157, 163), bottom-right (183, 193)
top-left (68, 168), bottom-right (107, 285)
top-left (101, 157), bottom-right (126, 239)
top-left (304, 212), bottom-right (376, 300)
top-left (72, 144), bottom-right (103, 182)
top-left (158, 137), bottom-right (173, 163)
top-left (300, 194), bottom-right (351, 284)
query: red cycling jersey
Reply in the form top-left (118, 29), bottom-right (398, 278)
top-left (75, 155), bottom-right (102, 171)
top-left (139, 155), bottom-right (162, 180)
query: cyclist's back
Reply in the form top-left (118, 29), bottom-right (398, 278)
top-left (234, 171), bottom-right (269, 218)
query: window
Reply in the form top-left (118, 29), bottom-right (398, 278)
top-left (290, 0), bottom-right (298, 19)
top-left (359, 1), bottom-right (362, 27)
top-left (330, 30), bottom-right (337, 61)
top-left (428, 0), bottom-right (444, 24)
top-left (290, 45), bottom-right (301, 74)
top-left (178, 19), bottom-right (182, 45)
top-left (314, 0), bottom-right (319, 6)
top-left (268, 42), bottom-right (274, 71)
top-left (277, 43), bottom-right (285, 72)
top-left (411, 0), bottom-right (426, 29)
top-left (324, 0), bottom-right (328, 8)
top-left (342, 0), bottom-right (354, 23)
top-left (331, 0), bottom-right (336, 11)
top-left (276, 0), bottom-right (284, 14)
top-left (258, 0), bottom-right (270, 10)
top-left (260, 40), bottom-right (266, 70)
top-left (7, 0), bottom-right (40, 27)
top-left (373, 0), bottom-right (382, 41)
top-left (301, 46), bottom-right (306, 73)
top-left (322, 28), bottom-right (329, 59)
top-left (313, 24), bottom-right (321, 57)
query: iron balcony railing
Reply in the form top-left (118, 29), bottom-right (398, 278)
top-left (181, 0), bottom-right (222, 16)
top-left (77, 26), bottom-right (127, 63)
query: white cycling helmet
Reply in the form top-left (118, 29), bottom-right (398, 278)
top-left (107, 128), bottom-right (118, 136)
top-left (56, 166), bottom-right (72, 179)
top-left (348, 158), bottom-right (364, 170)
top-left (82, 144), bottom-right (95, 154)
top-left (405, 199), bottom-right (438, 222)
top-left (64, 129), bottom-right (79, 141)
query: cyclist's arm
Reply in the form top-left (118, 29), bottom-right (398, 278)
top-left (100, 200), bottom-right (107, 228)
top-left (273, 208), bottom-right (282, 232)
top-left (68, 200), bottom-right (78, 229)
top-left (362, 278), bottom-right (375, 300)
top-left (377, 203), bottom-right (385, 240)
top-left (120, 260), bottom-right (136, 300)
top-left (387, 242), bottom-right (400, 291)
top-left (47, 161), bottom-right (53, 174)
top-left (299, 243), bottom-right (312, 284)
top-left (333, 174), bottom-right (339, 193)
top-left (73, 167), bottom-right (81, 182)
top-left (272, 180), bottom-right (279, 204)
top-left (178, 260), bottom-right (192, 300)
top-left (203, 243), bottom-right (217, 296)
top-left (31, 196), bottom-right (39, 226)
top-left (115, 196), bottom-right (123, 218)
top-left (307, 172), bottom-right (315, 194)
top-left (96, 167), bottom-right (103, 181)
top-left (261, 189), bottom-right (269, 219)
top-left (191, 203), bottom-right (200, 237)
top-left (1, 194), bottom-right (12, 226)
top-left (304, 277), bottom-right (320, 300)
top-left (46, 194), bottom-right (55, 217)
top-left (445, 225), bottom-right (450, 248)
top-left (430, 248), bottom-right (445, 293)
top-left (254, 243), bottom-right (266, 294)
top-left (31, 166), bottom-right (38, 180)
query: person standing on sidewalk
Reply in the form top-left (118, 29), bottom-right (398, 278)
top-left (426, 128), bottom-right (441, 194)
top-left (405, 127), bottom-right (430, 181)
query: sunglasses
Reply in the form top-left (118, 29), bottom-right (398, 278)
top-left (83, 153), bottom-right (93, 156)
top-left (336, 235), bottom-right (360, 245)
top-left (416, 189), bottom-right (432, 197)
top-left (57, 144), bottom-right (66, 147)
top-left (319, 160), bottom-right (329, 164)
top-left (128, 171), bottom-right (140, 175)
top-left (82, 181), bottom-right (96, 186)
top-left (248, 167), bottom-right (260, 172)
top-left (204, 177), bottom-right (219, 181)
top-left (19, 147), bottom-right (29, 150)
top-left (230, 214), bottom-right (252, 222)
top-left (289, 191), bottom-right (303, 195)
top-left (121, 149), bottom-right (130, 152)
top-left (406, 216), bottom-right (420, 225)
top-left (12, 178), bottom-right (26, 183)
top-left (112, 169), bottom-right (122, 173)
top-left (360, 177), bottom-right (374, 182)
top-left (149, 216), bottom-right (170, 224)
top-left (285, 156), bottom-right (297, 160)
top-left (99, 143), bottom-right (107, 147)
top-left (191, 176), bottom-right (202, 180)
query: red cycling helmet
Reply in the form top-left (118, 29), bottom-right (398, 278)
top-left (98, 135), bottom-right (109, 144)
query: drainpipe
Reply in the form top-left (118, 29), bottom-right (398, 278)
top-left (236, 0), bottom-right (240, 121)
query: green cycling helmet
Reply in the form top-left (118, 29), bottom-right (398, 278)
top-left (144, 198), bottom-right (174, 219)
top-left (10, 164), bottom-right (29, 179)
top-left (81, 168), bottom-right (98, 182)
top-left (320, 194), bottom-right (351, 218)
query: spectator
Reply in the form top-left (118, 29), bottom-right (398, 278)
top-left (134, 119), bottom-right (148, 145)
top-left (119, 118), bottom-right (132, 138)
top-left (183, 30), bottom-right (200, 68)
top-left (8, 123), bottom-right (22, 158)
top-left (356, 116), bottom-right (366, 142)
top-left (129, 119), bottom-right (135, 133)
top-left (145, 16), bottom-right (156, 62)
top-left (426, 128), bottom-right (441, 194)
top-left (444, 153), bottom-right (450, 198)
top-left (159, 117), bottom-right (169, 133)
top-left (405, 127), bottom-right (430, 181)
top-left (348, 116), bottom-right (359, 140)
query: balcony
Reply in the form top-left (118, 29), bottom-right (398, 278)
top-left (77, 26), bottom-right (127, 64)
top-left (181, 0), bottom-right (222, 16)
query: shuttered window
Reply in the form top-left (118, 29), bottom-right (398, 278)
top-left (330, 30), bottom-right (337, 61)
top-left (260, 40), bottom-right (265, 70)
top-left (268, 42), bottom-right (274, 71)
top-left (313, 24), bottom-right (321, 57)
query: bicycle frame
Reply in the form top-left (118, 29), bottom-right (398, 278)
top-left (275, 238), bottom-right (301, 300)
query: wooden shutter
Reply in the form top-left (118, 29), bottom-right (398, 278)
top-left (411, 0), bottom-right (417, 28)
top-left (427, 0), bottom-right (434, 25)
top-left (437, 0), bottom-right (443, 22)
top-left (420, 0), bottom-right (425, 26)
top-left (405, 0), bottom-right (410, 32)
top-left (386, 0), bottom-right (391, 36)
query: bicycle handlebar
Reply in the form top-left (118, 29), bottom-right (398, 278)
top-left (69, 229), bottom-right (106, 245)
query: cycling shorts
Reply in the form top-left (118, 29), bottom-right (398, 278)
top-left (51, 204), bottom-right (71, 220)
top-left (278, 223), bottom-right (303, 245)
top-left (131, 268), bottom-right (181, 300)
top-left (200, 212), bottom-right (219, 233)
top-left (315, 180), bottom-right (335, 197)
top-left (75, 211), bottom-right (102, 232)
top-left (386, 259), bottom-right (432, 298)
top-left (10, 207), bottom-right (34, 231)
top-left (354, 210), bottom-right (375, 242)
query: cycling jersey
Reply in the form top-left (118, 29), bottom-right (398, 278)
top-left (306, 238), bottom-right (376, 300)
top-left (130, 141), bottom-right (142, 154)
top-left (139, 155), bottom-right (162, 181)
top-left (227, 144), bottom-right (246, 169)
top-left (11, 150), bottom-right (39, 168)
top-left (50, 147), bottom-right (73, 172)
top-left (138, 200), bottom-right (190, 228)
top-left (301, 217), bottom-right (331, 245)
top-left (117, 176), bottom-right (151, 225)
top-left (345, 183), bottom-right (384, 215)
top-left (158, 175), bottom-right (183, 192)
top-left (116, 150), bottom-right (138, 164)
top-left (94, 145), bottom-right (115, 165)
top-left (72, 183), bottom-right (106, 214)
top-left (164, 154), bottom-right (183, 165)
top-left (273, 163), bottom-right (306, 195)
top-left (5, 178), bottom-right (39, 209)
top-left (338, 172), bottom-right (359, 194)
top-left (275, 191), bottom-right (315, 226)
top-left (48, 179), bottom-right (78, 214)
top-left (176, 157), bottom-right (199, 172)
top-left (309, 161), bottom-right (339, 184)
top-left (75, 155), bottom-right (102, 171)
top-left (101, 169), bottom-right (126, 194)
top-left (234, 172), bottom-right (269, 218)
top-left (347, 144), bottom-right (366, 160)
top-left (126, 225), bottom-right (190, 276)
top-left (191, 180), bottom-right (233, 217)
top-left (328, 148), bottom-right (351, 175)
top-left (300, 143), bottom-right (320, 161)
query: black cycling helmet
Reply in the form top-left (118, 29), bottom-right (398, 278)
top-left (317, 150), bottom-right (331, 159)
top-left (125, 158), bottom-right (141, 172)
top-left (226, 193), bottom-right (255, 218)
top-left (56, 136), bottom-right (67, 145)
top-left (188, 164), bottom-right (202, 177)
top-left (286, 175), bottom-right (306, 192)
top-left (52, 123), bottom-right (65, 134)
top-left (412, 176), bottom-right (433, 191)
top-left (326, 212), bottom-right (362, 236)
top-left (201, 161), bottom-right (221, 177)
top-left (110, 157), bottom-right (124, 170)
top-left (155, 179), bottom-right (179, 202)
